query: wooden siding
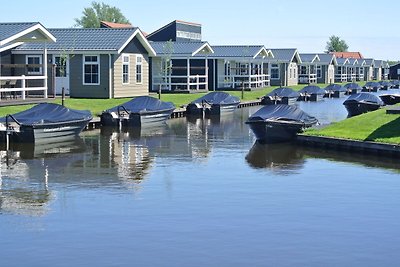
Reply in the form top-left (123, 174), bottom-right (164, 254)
top-left (113, 53), bottom-right (149, 98)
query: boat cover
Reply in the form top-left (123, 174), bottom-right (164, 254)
top-left (266, 87), bottom-right (300, 98)
top-left (106, 96), bottom-right (175, 113)
top-left (0, 103), bottom-right (92, 125)
top-left (392, 80), bottom-right (400, 86)
top-left (246, 104), bottom-right (318, 126)
top-left (343, 93), bottom-right (384, 105)
top-left (324, 84), bottom-right (346, 92)
top-left (344, 82), bottom-right (362, 90)
top-left (364, 81), bottom-right (380, 88)
top-left (189, 92), bottom-right (240, 105)
top-left (298, 85), bottom-right (325, 95)
top-left (379, 81), bottom-right (391, 87)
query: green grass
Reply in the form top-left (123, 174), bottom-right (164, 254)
top-left (305, 108), bottom-right (400, 144)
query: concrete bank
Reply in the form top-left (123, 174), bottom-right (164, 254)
top-left (296, 134), bottom-right (400, 157)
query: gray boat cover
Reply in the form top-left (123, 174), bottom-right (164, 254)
top-left (379, 81), bottom-right (391, 87)
top-left (0, 103), bottom-right (92, 125)
top-left (246, 104), bottom-right (318, 126)
top-left (106, 96), bottom-right (175, 113)
top-left (190, 92), bottom-right (240, 105)
top-left (344, 82), bottom-right (362, 90)
top-left (364, 81), bottom-right (380, 88)
top-left (298, 85), bottom-right (325, 95)
top-left (266, 87), bottom-right (300, 98)
top-left (343, 93), bottom-right (384, 105)
top-left (324, 84), bottom-right (346, 92)
top-left (392, 80), bottom-right (400, 86)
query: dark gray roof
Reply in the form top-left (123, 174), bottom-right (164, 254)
top-left (336, 58), bottom-right (348, 65)
top-left (363, 58), bottom-right (374, 66)
top-left (0, 22), bottom-right (38, 43)
top-left (347, 58), bottom-right (357, 65)
top-left (317, 53), bottom-right (335, 65)
top-left (14, 27), bottom-right (140, 52)
top-left (374, 60), bottom-right (383, 67)
top-left (267, 48), bottom-right (299, 63)
top-left (299, 53), bottom-right (319, 64)
top-left (354, 59), bottom-right (365, 67)
top-left (209, 45), bottom-right (266, 58)
top-left (150, 41), bottom-right (210, 56)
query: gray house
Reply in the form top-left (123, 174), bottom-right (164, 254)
top-left (206, 45), bottom-right (273, 91)
top-left (316, 53), bottom-right (337, 84)
top-left (346, 58), bottom-right (357, 82)
top-left (12, 27), bottom-right (155, 98)
top-left (149, 41), bottom-right (214, 92)
top-left (298, 53), bottom-right (320, 84)
top-left (268, 48), bottom-right (301, 86)
top-left (335, 58), bottom-right (349, 82)
top-left (354, 58), bottom-right (365, 81)
top-left (373, 60), bottom-right (383, 81)
top-left (0, 22), bottom-right (56, 99)
top-left (363, 59), bottom-right (375, 81)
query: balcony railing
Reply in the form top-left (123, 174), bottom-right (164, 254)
top-left (218, 74), bottom-right (270, 89)
top-left (298, 73), bottom-right (317, 84)
top-left (152, 74), bottom-right (208, 92)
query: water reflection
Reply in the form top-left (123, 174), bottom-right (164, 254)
top-left (245, 142), bottom-right (305, 174)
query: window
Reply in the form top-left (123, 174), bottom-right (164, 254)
top-left (289, 68), bottom-right (293, 79)
top-left (271, 64), bottom-right (280, 79)
top-left (299, 65), bottom-right (307, 75)
top-left (26, 55), bottom-right (42, 75)
top-left (317, 65), bottom-right (322, 78)
top-left (83, 55), bottom-right (99, 85)
top-left (136, 55), bottom-right (143, 84)
top-left (122, 55), bottom-right (130, 84)
top-left (224, 61), bottom-right (231, 76)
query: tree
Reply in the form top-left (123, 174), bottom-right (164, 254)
top-left (74, 1), bottom-right (130, 28)
top-left (325, 35), bottom-right (349, 52)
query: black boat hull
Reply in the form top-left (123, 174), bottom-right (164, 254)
top-left (186, 103), bottom-right (238, 116)
top-left (344, 102), bottom-right (381, 117)
top-left (101, 109), bottom-right (174, 127)
top-left (379, 94), bottom-right (400, 105)
top-left (0, 119), bottom-right (91, 144)
top-left (247, 121), bottom-right (304, 144)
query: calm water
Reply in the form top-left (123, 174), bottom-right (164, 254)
top-left (1, 96), bottom-right (400, 267)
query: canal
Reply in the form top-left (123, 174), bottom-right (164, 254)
top-left (1, 96), bottom-right (400, 266)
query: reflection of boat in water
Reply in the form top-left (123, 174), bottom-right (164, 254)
top-left (343, 93), bottom-right (384, 117)
top-left (260, 87), bottom-right (300, 105)
top-left (245, 142), bottom-right (305, 173)
top-left (186, 92), bottom-right (240, 116)
top-left (246, 105), bottom-right (318, 143)
top-left (100, 96), bottom-right (175, 127)
top-left (0, 103), bottom-right (92, 144)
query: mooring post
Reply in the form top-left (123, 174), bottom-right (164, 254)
top-left (62, 87), bottom-right (65, 106)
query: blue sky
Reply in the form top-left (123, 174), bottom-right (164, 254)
top-left (4, 0), bottom-right (399, 60)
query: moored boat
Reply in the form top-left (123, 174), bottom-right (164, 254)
top-left (391, 80), bottom-right (400, 89)
top-left (379, 81), bottom-right (392, 90)
top-left (344, 82), bottom-right (362, 95)
top-left (100, 96), bottom-right (175, 127)
top-left (186, 92), bottom-right (240, 116)
top-left (379, 94), bottom-right (400, 105)
top-left (0, 103), bottom-right (92, 144)
top-left (343, 93), bottom-right (384, 117)
top-left (324, 84), bottom-right (346, 98)
top-left (261, 87), bottom-right (300, 105)
top-left (245, 104), bottom-right (318, 143)
top-left (298, 85), bottom-right (325, 101)
top-left (362, 81), bottom-right (380, 92)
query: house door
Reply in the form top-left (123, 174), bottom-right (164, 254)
top-left (54, 55), bottom-right (70, 95)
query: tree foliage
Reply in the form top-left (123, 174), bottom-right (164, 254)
top-left (74, 1), bottom-right (130, 28)
top-left (325, 35), bottom-right (349, 52)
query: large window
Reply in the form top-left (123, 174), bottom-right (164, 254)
top-left (83, 55), bottom-right (99, 85)
top-left (136, 55), bottom-right (142, 84)
top-left (224, 61), bottom-right (231, 76)
top-left (317, 65), bottom-right (322, 78)
top-left (271, 64), bottom-right (280, 79)
top-left (122, 55), bottom-right (130, 84)
top-left (26, 55), bottom-right (42, 75)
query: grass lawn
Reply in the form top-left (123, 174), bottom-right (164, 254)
top-left (305, 107), bottom-right (400, 144)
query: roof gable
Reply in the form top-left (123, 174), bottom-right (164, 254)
top-left (208, 45), bottom-right (272, 59)
top-left (268, 48), bottom-right (301, 63)
top-left (299, 53), bottom-right (320, 64)
top-left (150, 41), bottom-right (213, 57)
top-left (336, 57), bottom-right (350, 65)
top-left (0, 22), bottom-right (56, 46)
top-left (317, 53), bottom-right (337, 65)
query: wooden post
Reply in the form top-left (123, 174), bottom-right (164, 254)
top-left (62, 87), bottom-right (65, 106)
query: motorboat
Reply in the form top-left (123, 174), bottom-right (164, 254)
top-left (324, 84), bottom-right (347, 98)
top-left (344, 82), bottom-right (362, 95)
top-left (245, 104), bottom-right (318, 143)
top-left (343, 93), bottom-right (384, 117)
top-left (0, 103), bottom-right (92, 144)
top-left (379, 81), bottom-right (392, 90)
top-left (260, 87), bottom-right (300, 105)
top-left (379, 93), bottom-right (400, 105)
top-left (100, 96), bottom-right (175, 127)
top-left (185, 92), bottom-right (240, 116)
top-left (297, 85), bottom-right (325, 101)
top-left (362, 81), bottom-right (380, 92)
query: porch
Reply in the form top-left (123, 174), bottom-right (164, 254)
top-left (298, 65), bottom-right (317, 84)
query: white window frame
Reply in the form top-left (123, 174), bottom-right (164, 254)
top-left (26, 55), bottom-right (42, 75)
top-left (136, 55), bottom-right (143, 84)
top-left (122, 54), bottom-right (130, 84)
top-left (271, 64), bottom-right (280, 80)
top-left (316, 65), bottom-right (322, 78)
top-left (83, 55), bottom-right (100, 85)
